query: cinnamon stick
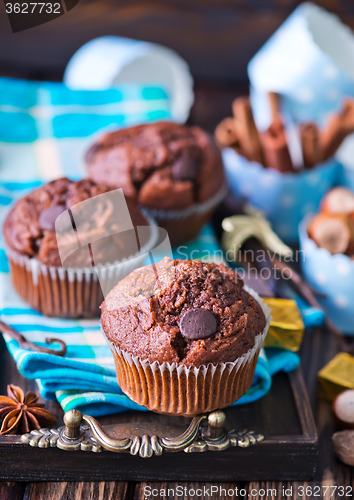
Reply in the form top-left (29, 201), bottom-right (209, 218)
top-left (261, 121), bottom-right (295, 172)
top-left (214, 117), bottom-right (249, 157)
top-left (308, 212), bottom-right (354, 255)
top-left (268, 92), bottom-right (282, 125)
top-left (232, 97), bottom-right (264, 165)
top-left (300, 122), bottom-right (323, 168)
top-left (321, 99), bottom-right (354, 160)
top-left (321, 186), bottom-right (354, 217)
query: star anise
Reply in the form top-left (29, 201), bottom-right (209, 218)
top-left (0, 384), bottom-right (57, 435)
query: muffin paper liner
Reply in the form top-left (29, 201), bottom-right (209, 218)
top-left (103, 287), bottom-right (272, 416)
top-left (64, 36), bottom-right (194, 124)
top-left (223, 147), bottom-right (339, 243)
top-left (299, 217), bottom-right (354, 335)
top-left (248, 3), bottom-right (354, 128)
top-left (4, 215), bottom-right (158, 318)
top-left (143, 183), bottom-right (228, 247)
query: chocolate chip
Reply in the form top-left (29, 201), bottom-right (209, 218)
top-left (179, 308), bottom-right (217, 340)
top-left (38, 205), bottom-right (67, 232)
top-left (172, 156), bottom-right (199, 181)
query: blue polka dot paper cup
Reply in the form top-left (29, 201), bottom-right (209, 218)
top-left (299, 217), bottom-right (354, 335)
top-left (223, 147), bottom-right (339, 243)
top-left (336, 145), bottom-right (354, 192)
top-left (248, 2), bottom-right (354, 129)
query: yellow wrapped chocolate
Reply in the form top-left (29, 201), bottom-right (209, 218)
top-left (263, 298), bottom-right (305, 352)
top-left (318, 353), bottom-right (354, 401)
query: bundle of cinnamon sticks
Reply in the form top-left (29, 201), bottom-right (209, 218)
top-left (215, 93), bottom-right (354, 173)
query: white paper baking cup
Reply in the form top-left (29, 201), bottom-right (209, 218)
top-left (223, 147), bottom-right (339, 243)
top-left (64, 36), bottom-right (194, 124)
top-left (248, 2), bottom-right (354, 129)
top-left (335, 135), bottom-right (354, 191)
top-left (143, 183), bottom-right (227, 247)
top-left (300, 216), bottom-right (354, 335)
top-left (103, 287), bottom-right (271, 416)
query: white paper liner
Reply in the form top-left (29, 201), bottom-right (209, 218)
top-left (64, 36), bottom-right (194, 124)
top-left (248, 3), bottom-right (354, 128)
top-left (104, 287), bottom-right (272, 415)
top-left (144, 183), bottom-right (228, 221)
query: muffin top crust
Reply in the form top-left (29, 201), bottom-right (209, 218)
top-left (101, 257), bottom-right (266, 367)
top-left (85, 122), bottom-right (225, 211)
top-left (3, 177), bottom-right (149, 267)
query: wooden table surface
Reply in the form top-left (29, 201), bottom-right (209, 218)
top-left (0, 83), bottom-right (352, 499)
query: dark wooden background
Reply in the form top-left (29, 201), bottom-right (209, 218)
top-left (1, 0), bottom-right (354, 82)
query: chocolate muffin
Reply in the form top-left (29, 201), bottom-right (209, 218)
top-left (85, 122), bottom-right (226, 246)
top-left (3, 178), bottom-right (157, 318)
top-left (101, 257), bottom-right (270, 416)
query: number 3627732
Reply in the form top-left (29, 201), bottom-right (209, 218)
top-left (5, 3), bottom-right (61, 14)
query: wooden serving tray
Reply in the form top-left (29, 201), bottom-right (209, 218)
top-left (0, 332), bottom-right (318, 482)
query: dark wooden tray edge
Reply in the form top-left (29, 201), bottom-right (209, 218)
top-left (0, 368), bottom-right (318, 482)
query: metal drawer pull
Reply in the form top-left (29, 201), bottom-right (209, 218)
top-left (21, 409), bottom-right (264, 457)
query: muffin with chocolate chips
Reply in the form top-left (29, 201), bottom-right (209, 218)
top-left (101, 257), bottom-right (270, 416)
top-left (3, 178), bottom-right (157, 318)
top-left (85, 122), bottom-right (226, 246)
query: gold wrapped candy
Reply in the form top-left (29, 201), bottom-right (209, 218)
top-left (264, 298), bottom-right (305, 352)
top-left (317, 353), bottom-right (354, 401)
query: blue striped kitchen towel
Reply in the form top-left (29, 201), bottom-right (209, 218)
top-left (0, 77), bottom-right (299, 416)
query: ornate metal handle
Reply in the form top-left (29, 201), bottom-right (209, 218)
top-left (21, 409), bottom-right (264, 458)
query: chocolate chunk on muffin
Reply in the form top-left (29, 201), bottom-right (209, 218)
top-left (85, 122), bottom-right (226, 245)
top-left (3, 178), bottom-right (156, 318)
top-left (101, 257), bottom-right (270, 415)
